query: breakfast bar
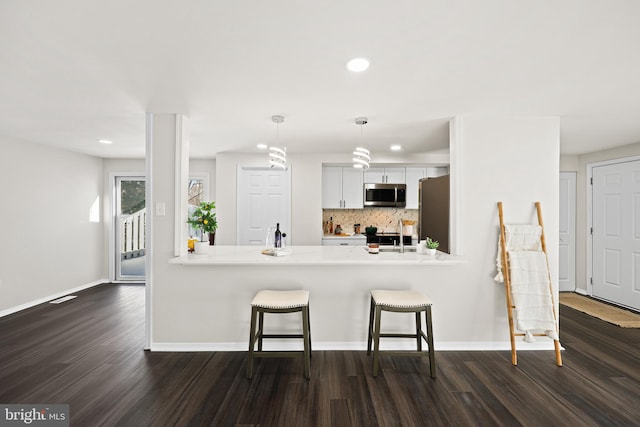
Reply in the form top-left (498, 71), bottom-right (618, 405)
top-left (169, 245), bottom-right (463, 266)
top-left (152, 246), bottom-right (472, 352)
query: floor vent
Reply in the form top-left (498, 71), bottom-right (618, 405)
top-left (49, 295), bottom-right (77, 304)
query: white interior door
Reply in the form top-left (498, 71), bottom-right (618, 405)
top-left (592, 159), bottom-right (640, 311)
top-left (559, 172), bottom-right (576, 291)
top-left (237, 166), bottom-right (291, 245)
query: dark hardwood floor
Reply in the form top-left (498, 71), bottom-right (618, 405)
top-left (1, 283), bottom-right (639, 426)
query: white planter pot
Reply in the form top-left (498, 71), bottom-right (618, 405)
top-left (425, 248), bottom-right (437, 256)
top-left (194, 241), bottom-right (209, 255)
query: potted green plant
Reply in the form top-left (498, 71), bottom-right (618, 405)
top-left (188, 201), bottom-right (217, 253)
top-left (425, 237), bottom-right (439, 256)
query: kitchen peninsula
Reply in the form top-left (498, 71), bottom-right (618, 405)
top-left (157, 246), bottom-right (466, 352)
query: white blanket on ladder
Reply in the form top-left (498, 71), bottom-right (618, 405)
top-left (495, 224), bottom-right (542, 282)
top-left (508, 251), bottom-right (559, 343)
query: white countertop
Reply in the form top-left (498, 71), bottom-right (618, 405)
top-left (169, 245), bottom-right (465, 266)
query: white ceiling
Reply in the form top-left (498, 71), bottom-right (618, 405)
top-left (1, 1), bottom-right (639, 159)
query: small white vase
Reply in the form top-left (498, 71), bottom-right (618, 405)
top-left (194, 241), bottom-right (209, 255)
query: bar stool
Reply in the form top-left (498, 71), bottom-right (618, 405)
top-left (367, 289), bottom-right (436, 378)
top-left (247, 290), bottom-right (311, 379)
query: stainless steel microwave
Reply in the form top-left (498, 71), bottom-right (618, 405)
top-left (363, 183), bottom-right (406, 207)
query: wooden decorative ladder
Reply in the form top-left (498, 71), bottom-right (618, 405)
top-left (497, 201), bottom-right (563, 367)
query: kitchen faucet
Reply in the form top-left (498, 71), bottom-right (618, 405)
top-left (398, 219), bottom-right (404, 253)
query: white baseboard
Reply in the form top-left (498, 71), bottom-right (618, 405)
top-left (0, 279), bottom-right (108, 318)
top-left (150, 340), bottom-right (561, 352)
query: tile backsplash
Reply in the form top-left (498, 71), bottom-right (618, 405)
top-left (323, 208), bottom-right (419, 235)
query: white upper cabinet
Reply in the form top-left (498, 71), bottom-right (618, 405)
top-left (322, 166), bottom-right (343, 209)
top-left (404, 167), bottom-right (427, 209)
top-left (426, 167), bottom-right (449, 178)
top-left (364, 167), bottom-right (405, 184)
top-left (341, 167), bottom-right (364, 208)
top-left (323, 165), bottom-right (448, 210)
top-left (322, 166), bottom-right (363, 209)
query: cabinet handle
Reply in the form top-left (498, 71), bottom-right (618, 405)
top-left (340, 243), bottom-right (348, 246)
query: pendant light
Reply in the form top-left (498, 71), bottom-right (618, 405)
top-left (353, 117), bottom-right (370, 169)
top-left (269, 115), bottom-right (287, 169)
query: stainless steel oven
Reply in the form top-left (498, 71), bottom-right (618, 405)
top-left (363, 183), bottom-right (406, 208)
top-left (365, 233), bottom-right (412, 246)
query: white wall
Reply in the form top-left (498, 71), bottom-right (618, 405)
top-left (560, 155), bottom-right (579, 172)
top-left (215, 152), bottom-right (324, 245)
top-left (150, 115), bottom-right (561, 348)
top-left (0, 137), bottom-right (105, 314)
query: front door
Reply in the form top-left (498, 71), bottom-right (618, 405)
top-left (115, 177), bottom-right (146, 281)
top-left (237, 166), bottom-right (291, 245)
top-left (592, 159), bottom-right (640, 310)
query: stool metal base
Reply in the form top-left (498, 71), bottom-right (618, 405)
top-left (367, 296), bottom-right (436, 378)
top-left (247, 305), bottom-right (311, 379)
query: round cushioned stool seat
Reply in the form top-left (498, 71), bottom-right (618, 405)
top-left (371, 289), bottom-right (432, 308)
top-left (251, 290), bottom-right (309, 309)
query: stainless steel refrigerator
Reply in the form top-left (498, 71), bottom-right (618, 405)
top-left (418, 175), bottom-right (450, 254)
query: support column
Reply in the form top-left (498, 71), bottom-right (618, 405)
top-left (145, 113), bottom-right (188, 348)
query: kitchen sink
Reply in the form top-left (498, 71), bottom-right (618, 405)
top-left (363, 246), bottom-right (416, 253)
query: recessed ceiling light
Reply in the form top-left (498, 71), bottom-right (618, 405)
top-left (346, 57), bottom-right (370, 72)
top-left (257, 143), bottom-right (268, 149)
top-left (390, 145), bottom-right (402, 151)
top-left (98, 139), bottom-right (113, 145)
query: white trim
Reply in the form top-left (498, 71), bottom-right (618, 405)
top-left (188, 173), bottom-right (211, 202)
top-left (174, 115), bottom-right (189, 257)
top-left (144, 112), bottom-right (153, 351)
top-left (586, 154), bottom-right (640, 296)
top-left (150, 340), bottom-right (559, 352)
top-left (449, 117), bottom-right (463, 256)
top-left (0, 279), bottom-right (107, 318)
top-left (559, 171), bottom-right (577, 292)
top-left (111, 280), bottom-right (145, 284)
top-left (110, 172), bottom-right (145, 282)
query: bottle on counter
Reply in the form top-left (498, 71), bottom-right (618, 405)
top-left (275, 223), bottom-right (282, 248)
top-left (329, 217), bottom-right (333, 234)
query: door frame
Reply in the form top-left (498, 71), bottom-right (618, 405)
top-left (559, 171), bottom-right (576, 292)
top-left (587, 154), bottom-right (640, 296)
top-left (110, 172), bottom-right (146, 282)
